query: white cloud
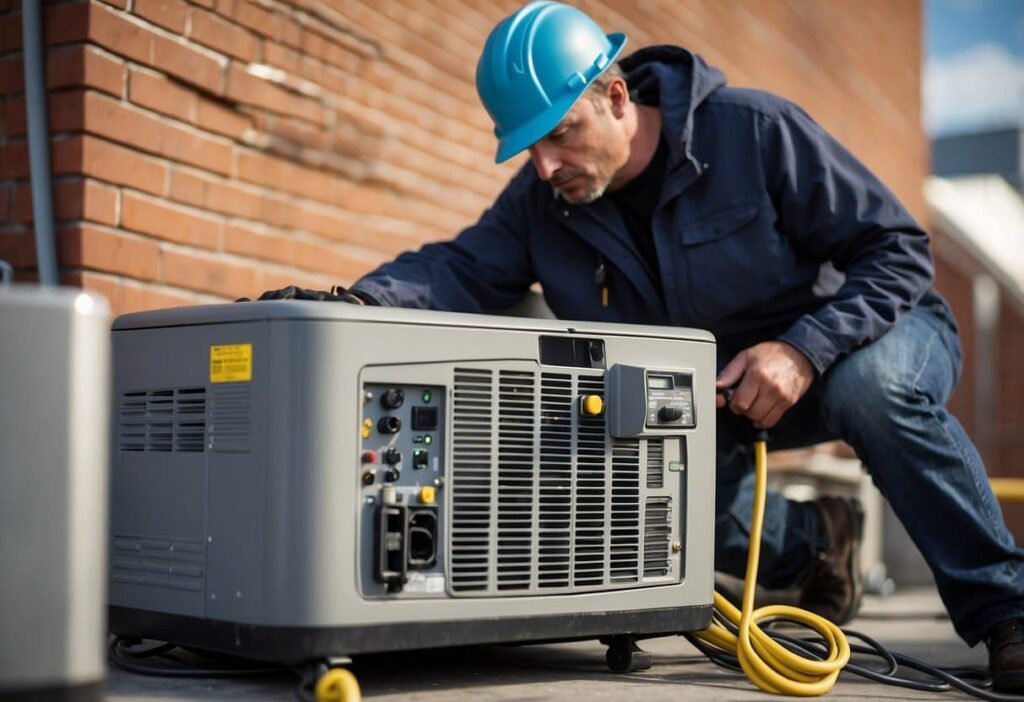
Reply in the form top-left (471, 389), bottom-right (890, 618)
top-left (924, 42), bottom-right (1024, 136)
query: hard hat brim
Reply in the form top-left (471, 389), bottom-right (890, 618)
top-left (493, 32), bottom-right (627, 164)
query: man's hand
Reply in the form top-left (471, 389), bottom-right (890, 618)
top-left (253, 285), bottom-right (367, 304)
top-left (715, 341), bottom-right (815, 429)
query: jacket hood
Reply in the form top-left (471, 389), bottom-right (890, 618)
top-left (619, 46), bottom-right (727, 166)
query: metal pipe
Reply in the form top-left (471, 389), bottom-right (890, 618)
top-left (0, 259), bottom-right (13, 285)
top-left (21, 0), bottom-right (58, 286)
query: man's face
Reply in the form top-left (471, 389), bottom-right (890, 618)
top-left (527, 91), bottom-right (629, 204)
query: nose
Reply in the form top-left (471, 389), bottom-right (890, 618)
top-left (528, 143), bottom-right (561, 182)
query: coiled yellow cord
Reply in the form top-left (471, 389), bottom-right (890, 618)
top-left (694, 439), bottom-right (851, 696)
top-left (315, 667), bottom-right (361, 702)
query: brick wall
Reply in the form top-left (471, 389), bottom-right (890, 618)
top-left (0, 0), bottom-right (924, 314)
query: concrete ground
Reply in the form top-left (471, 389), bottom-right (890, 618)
top-left (105, 587), bottom-right (998, 701)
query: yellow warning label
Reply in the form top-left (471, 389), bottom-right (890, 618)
top-left (210, 344), bottom-right (252, 383)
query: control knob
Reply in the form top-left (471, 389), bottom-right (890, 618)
top-left (658, 406), bottom-right (683, 422)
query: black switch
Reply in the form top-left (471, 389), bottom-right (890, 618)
top-left (383, 447), bottom-right (402, 465)
top-left (412, 406), bottom-right (438, 431)
top-left (658, 406), bottom-right (683, 422)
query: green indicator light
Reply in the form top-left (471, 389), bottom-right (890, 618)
top-left (422, 389), bottom-right (432, 403)
top-left (424, 435), bottom-right (433, 445)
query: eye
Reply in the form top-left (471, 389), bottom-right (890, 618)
top-left (550, 123), bottom-right (575, 141)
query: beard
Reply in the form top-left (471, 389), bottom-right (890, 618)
top-left (552, 168), bottom-right (614, 204)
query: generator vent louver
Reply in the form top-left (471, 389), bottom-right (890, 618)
top-left (118, 388), bottom-right (206, 452)
top-left (210, 385), bottom-right (251, 453)
top-left (449, 365), bottom-right (672, 597)
top-left (644, 497), bottom-right (672, 578)
top-left (647, 439), bottom-right (665, 489)
top-left (449, 368), bottom-right (494, 592)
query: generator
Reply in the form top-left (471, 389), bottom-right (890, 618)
top-left (107, 301), bottom-right (717, 668)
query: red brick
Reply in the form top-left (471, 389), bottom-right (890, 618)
top-left (53, 135), bottom-right (167, 196)
top-left (58, 223), bottom-right (161, 280)
top-left (119, 278), bottom-right (196, 313)
top-left (236, 148), bottom-right (334, 202)
top-left (0, 186), bottom-right (11, 223)
top-left (87, 3), bottom-right (153, 64)
top-left (224, 222), bottom-right (294, 265)
top-left (168, 168), bottom-right (263, 218)
top-left (167, 169), bottom-right (205, 206)
top-left (162, 247), bottom-right (257, 298)
top-left (225, 63), bottom-right (321, 125)
top-left (41, 90), bottom-right (85, 136)
top-left (74, 91), bottom-right (232, 176)
top-left (48, 45), bottom-right (125, 97)
top-left (0, 230), bottom-right (37, 267)
top-left (151, 35), bottom-right (224, 95)
top-left (292, 236), bottom-right (368, 280)
top-left (189, 7), bottom-right (259, 63)
top-left (279, 14), bottom-right (301, 48)
top-left (195, 97), bottom-right (252, 140)
top-left (159, 123), bottom-right (232, 175)
top-left (85, 89), bottom-right (155, 143)
top-left (0, 12), bottom-right (22, 52)
top-left (0, 141), bottom-right (28, 178)
top-left (96, 0), bottom-right (130, 9)
top-left (262, 42), bottom-right (300, 73)
top-left (134, 0), bottom-right (188, 33)
top-left (0, 56), bottom-right (23, 95)
top-left (4, 93), bottom-right (25, 136)
top-left (121, 190), bottom-right (222, 249)
top-left (15, 179), bottom-right (117, 225)
top-left (128, 67), bottom-right (196, 122)
top-left (218, 0), bottom-right (275, 39)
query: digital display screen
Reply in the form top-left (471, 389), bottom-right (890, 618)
top-left (647, 376), bottom-right (672, 389)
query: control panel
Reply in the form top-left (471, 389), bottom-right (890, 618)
top-left (359, 383), bottom-right (446, 599)
top-left (644, 373), bottom-right (695, 428)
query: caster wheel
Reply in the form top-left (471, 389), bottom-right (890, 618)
top-left (606, 644), bottom-right (653, 673)
top-left (315, 667), bottom-right (361, 702)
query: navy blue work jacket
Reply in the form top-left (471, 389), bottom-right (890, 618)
top-left (352, 46), bottom-right (938, 375)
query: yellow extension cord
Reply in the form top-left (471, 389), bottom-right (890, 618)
top-left (693, 438), bottom-right (852, 696)
top-left (315, 667), bottom-right (361, 702)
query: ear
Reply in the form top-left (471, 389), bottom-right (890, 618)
top-left (608, 78), bottom-right (629, 118)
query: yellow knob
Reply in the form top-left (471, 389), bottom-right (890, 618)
top-left (581, 394), bottom-right (604, 416)
top-left (419, 486), bottom-right (436, 504)
top-left (361, 418), bottom-right (372, 439)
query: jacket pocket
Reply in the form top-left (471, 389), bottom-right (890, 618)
top-left (676, 200), bottom-right (781, 321)
top-left (679, 201), bottom-right (762, 246)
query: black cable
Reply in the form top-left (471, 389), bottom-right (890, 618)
top-left (108, 636), bottom-right (287, 679)
top-left (687, 616), bottom-right (1024, 701)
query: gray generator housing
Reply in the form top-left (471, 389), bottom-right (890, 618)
top-left (108, 302), bottom-right (717, 662)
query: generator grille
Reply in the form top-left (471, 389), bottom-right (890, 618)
top-left (449, 366), bottom-right (674, 596)
top-left (118, 388), bottom-right (206, 452)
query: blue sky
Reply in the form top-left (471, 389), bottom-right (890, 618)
top-left (924, 0), bottom-right (1024, 136)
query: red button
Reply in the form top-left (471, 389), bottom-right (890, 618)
top-left (362, 450), bottom-right (378, 464)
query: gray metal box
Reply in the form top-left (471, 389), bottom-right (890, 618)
top-left (107, 302), bottom-right (717, 663)
top-left (0, 287), bottom-right (110, 700)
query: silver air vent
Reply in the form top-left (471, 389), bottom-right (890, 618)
top-left (449, 364), bottom-right (677, 596)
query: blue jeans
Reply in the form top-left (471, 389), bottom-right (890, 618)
top-left (714, 298), bottom-right (1024, 645)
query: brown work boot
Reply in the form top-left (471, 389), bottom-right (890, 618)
top-left (988, 618), bottom-right (1024, 692)
top-left (797, 496), bottom-right (865, 625)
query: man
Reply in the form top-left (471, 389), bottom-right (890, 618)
top-left (268, 1), bottom-right (1024, 689)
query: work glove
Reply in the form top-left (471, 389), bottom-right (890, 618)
top-left (237, 285), bottom-right (374, 304)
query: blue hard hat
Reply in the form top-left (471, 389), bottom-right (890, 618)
top-left (476, 1), bottom-right (627, 163)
